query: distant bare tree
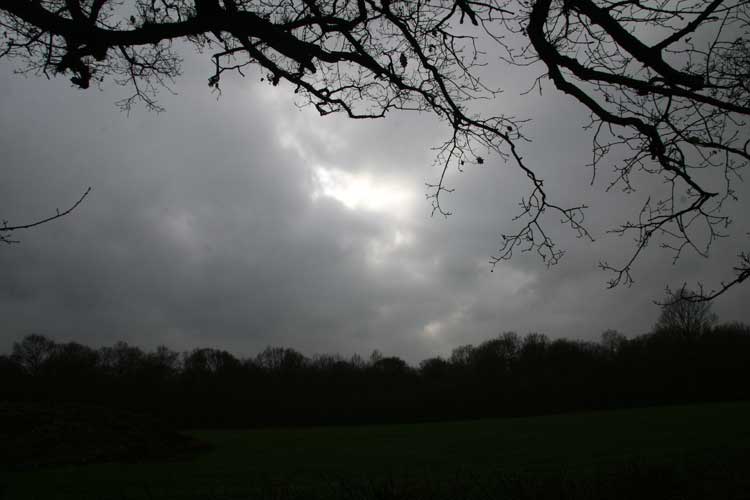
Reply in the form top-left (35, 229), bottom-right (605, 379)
top-left (1, 0), bottom-right (747, 298)
top-left (655, 288), bottom-right (718, 338)
top-left (600, 329), bottom-right (627, 354)
top-left (11, 334), bottom-right (56, 374)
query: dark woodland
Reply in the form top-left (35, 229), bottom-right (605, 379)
top-left (3, 299), bottom-right (749, 429)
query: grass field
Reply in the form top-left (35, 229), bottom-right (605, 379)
top-left (3, 401), bottom-right (750, 499)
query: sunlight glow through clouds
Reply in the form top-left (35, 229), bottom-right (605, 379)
top-left (366, 229), bottom-right (416, 267)
top-left (421, 305), bottom-right (469, 344)
top-left (163, 211), bottom-right (197, 246)
top-left (311, 166), bottom-right (416, 215)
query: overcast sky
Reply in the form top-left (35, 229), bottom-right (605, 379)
top-left (1, 44), bottom-right (749, 363)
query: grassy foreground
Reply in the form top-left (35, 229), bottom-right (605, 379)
top-left (2, 401), bottom-right (750, 499)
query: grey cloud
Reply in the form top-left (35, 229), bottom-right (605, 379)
top-left (1, 49), bottom-right (749, 364)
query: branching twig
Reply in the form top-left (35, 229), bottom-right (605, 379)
top-left (1, 187), bottom-right (92, 244)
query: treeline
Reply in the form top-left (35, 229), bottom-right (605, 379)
top-left (2, 322), bottom-right (750, 427)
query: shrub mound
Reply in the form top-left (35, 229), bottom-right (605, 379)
top-left (0, 402), bottom-right (209, 469)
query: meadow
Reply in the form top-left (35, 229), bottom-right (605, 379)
top-left (2, 401), bottom-right (750, 500)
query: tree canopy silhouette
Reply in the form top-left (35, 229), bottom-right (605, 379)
top-left (4, 319), bottom-right (750, 427)
top-left (655, 288), bottom-right (718, 338)
top-left (1, 0), bottom-right (748, 297)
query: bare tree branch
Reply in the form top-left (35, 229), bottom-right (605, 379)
top-left (1, 187), bottom-right (92, 244)
top-left (1, 0), bottom-right (747, 300)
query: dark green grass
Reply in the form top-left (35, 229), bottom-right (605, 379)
top-left (3, 401), bottom-right (750, 499)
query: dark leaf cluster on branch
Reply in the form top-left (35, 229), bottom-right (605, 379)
top-left (0, 0), bottom-right (748, 299)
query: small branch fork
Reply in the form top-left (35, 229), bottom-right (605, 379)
top-left (1, 187), bottom-right (92, 244)
top-left (663, 251), bottom-right (750, 302)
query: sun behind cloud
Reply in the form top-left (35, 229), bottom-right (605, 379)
top-left (311, 166), bottom-right (416, 216)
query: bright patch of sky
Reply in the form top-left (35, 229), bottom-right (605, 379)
top-left (311, 166), bottom-right (416, 215)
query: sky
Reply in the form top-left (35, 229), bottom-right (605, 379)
top-left (1, 42), bottom-right (749, 363)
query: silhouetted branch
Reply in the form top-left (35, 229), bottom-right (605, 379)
top-left (662, 252), bottom-right (750, 302)
top-left (1, 187), bottom-right (92, 244)
top-left (519, 0), bottom-right (749, 300)
top-left (1, 0), bottom-right (747, 299)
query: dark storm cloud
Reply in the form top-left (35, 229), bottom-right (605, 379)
top-left (1, 46), bottom-right (749, 363)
